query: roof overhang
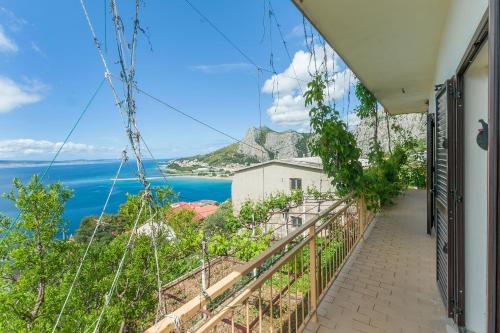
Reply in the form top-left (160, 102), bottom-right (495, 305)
top-left (235, 160), bottom-right (323, 174)
top-left (292, 0), bottom-right (451, 115)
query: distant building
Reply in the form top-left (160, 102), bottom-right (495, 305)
top-left (136, 219), bottom-right (175, 239)
top-left (170, 201), bottom-right (219, 221)
top-left (232, 157), bottom-right (335, 236)
top-left (137, 201), bottom-right (218, 239)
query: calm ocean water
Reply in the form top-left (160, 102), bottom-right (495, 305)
top-left (0, 160), bottom-right (232, 235)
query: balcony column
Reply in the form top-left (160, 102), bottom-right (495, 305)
top-left (309, 224), bottom-right (318, 322)
top-left (359, 196), bottom-right (367, 238)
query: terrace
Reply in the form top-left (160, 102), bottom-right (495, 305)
top-left (147, 190), bottom-right (445, 332)
top-left (305, 190), bottom-right (446, 333)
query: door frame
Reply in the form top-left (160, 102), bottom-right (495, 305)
top-left (431, 12), bottom-right (488, 329)
top-left (455, 13), bottom-right (488, 329)
top-left (489, 1), bottom-right (500, 332)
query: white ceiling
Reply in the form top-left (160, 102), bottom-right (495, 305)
top-left (292, 0), bottom-right (451, 115)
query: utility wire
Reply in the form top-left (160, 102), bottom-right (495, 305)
top-left (92, 197), bottom-right (146, 333)
top-left (0, 78), bottom-right (106, 246)
top-left (182, 0), bottom-right (308, 84)
top-left (51, 148), bottom-right (128, 333)
top-left (267, 1), bottom-right (304, 95)
top-left (148, 205), bottom-right (165, 322)
top-left (139, 135), bottom-right (171, 186)
top-left (125, 79), bottom-right (267, 155)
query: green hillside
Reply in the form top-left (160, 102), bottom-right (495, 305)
top-left (181, 143), bottom-right (260, 166)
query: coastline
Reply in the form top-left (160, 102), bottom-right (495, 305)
top-left (168, 175), bottom-right (233, 180)
top-left (112, 175), bottom-right (233, 181)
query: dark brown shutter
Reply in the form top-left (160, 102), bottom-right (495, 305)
top-left (427, 113), bottom-right (435, 235)
top-left (435, 80), bottom-right (456, 317)
top-left (455, 75), bottom-right (466, 328)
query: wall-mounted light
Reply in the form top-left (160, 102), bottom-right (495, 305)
top-left (476, 119), bottom-right (488, 151)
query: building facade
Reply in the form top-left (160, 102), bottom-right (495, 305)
top-left (232, 158), bottom-right (334, 236)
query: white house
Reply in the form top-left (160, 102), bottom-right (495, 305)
top-left (232, 157), bottom-right (334, 236)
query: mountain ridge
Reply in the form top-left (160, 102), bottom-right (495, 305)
top-left (179, 127), bottom-right (311, 167)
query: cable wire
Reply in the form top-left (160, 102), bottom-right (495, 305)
top-left (182, 0), bottom-right (308, 84)
top-left (92, 197), bottom-right (147, 333)
top-left (51, 148), bottom-right (128, 333)
top-left (127, 80), bottom-right (267, 155)
top-left (268, 1), bottom-right (303, 95)
top-left (0, 78), bottom-right (106, 246)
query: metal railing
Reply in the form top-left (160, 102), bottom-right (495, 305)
top-left (147, 195), bottom-right (374, 333)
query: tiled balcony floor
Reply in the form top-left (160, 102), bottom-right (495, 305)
top-left (306, 190), bottom-right (448, 333)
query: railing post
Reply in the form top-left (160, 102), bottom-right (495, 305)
top-left (358, 196), bottom-right (367, 238)
top-left (309, 224), bottom-right (318, 322)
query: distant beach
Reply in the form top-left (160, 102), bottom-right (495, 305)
top-left (112, 174), bottom-right (233, 181)
top-left (0, 160), bottom-right (232, 235)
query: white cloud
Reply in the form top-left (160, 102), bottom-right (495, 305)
top-left (0, 139), bottom-right (113, 157)
top-left (0, 25), bottom-right (17, 53)
top-left (0, 76), bottom-right (46, 112)
top-left (31, 41), bottom-right (44, 56)
top-left (191, 62), bottom-right (254, 74)
top-left (0, 7), bottom-right (27, 32)
top-left (262, 44), bottom-right (356, 129)
top-left (286, 25), bottom-right (304, 39)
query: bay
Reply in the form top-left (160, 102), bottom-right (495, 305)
top-left (0, 160), bottom-right (232, 235)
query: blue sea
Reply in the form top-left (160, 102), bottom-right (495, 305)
top-left (0, 160), bottom-right (232, 235)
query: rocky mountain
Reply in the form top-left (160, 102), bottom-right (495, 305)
top-left (236, 127), bottom-right (311, 161)
top-left (353, 112), bottom-right (427, 157)
top-left (179, 113), bottom-right (426, 168)
top-left (181, 127), bottom-right (311, 166)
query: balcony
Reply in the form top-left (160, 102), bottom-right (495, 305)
top-left (147, 190), bottom-right (447, 333)
top-left (305, 190), bottom-right (447, 333)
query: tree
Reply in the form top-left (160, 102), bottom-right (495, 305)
top-left (0, 175), bottom-right (74, 331)
top-left (75, 214), bottom-right (128, 243)
top-left (306, 75), bottom-right (425, 210)
top-left (306, 76), bottom-right (363, 195)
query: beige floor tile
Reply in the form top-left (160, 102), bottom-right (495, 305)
top-left (305, 190), bottom-right (448, 333)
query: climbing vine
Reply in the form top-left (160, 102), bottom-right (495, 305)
top-left (306, 76), bottom-right (363, 196)
top-left (307, 75), bottom-right (426, 210)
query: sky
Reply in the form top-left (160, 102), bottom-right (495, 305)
top-left (0, 0), bottom-right (358, 161)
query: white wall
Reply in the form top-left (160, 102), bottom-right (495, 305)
top-left (231, 163), bottom-right (333, 212)
top-left (463, 43), bottom-right (488, 333)
top-left (428, 0), bottom-right (487, 114)
top-left (426, 2), bottom-right (488, 331)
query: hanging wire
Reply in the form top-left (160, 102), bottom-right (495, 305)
top-left (81, 0), bottom-right (151, 201)
top-left (121, 78), bottom-right (268, 155)
top-left (256, 68), bottom-right (265, 202)
top-left (182, 0), bottom-right (308, 84)
top-left (0, 78), bottom-right (106, 246)
top-left (309, 23), bottom-right (319, 75)
top-left (342, 71), bottom-right (347, 115)
top-left (267, 4), bottom-right (280, 114)
top-left (139, 135), bottom-right (171, 186)
top-left (110, 0), bottom-right (150, 197)
top-left (147, 205), bottom-right (165, 322)
top-left (104, 0), bottom-right (107, 53)
top-left (92, 197), bottom-right (147, 333)
top-left (79, 0), bottom-right (128, 128)
top-left (321, 37), bottom-right (332, 106)
top-left (268, 1), bottom-right (303, 95)
top-left (346, 71), bottom-right (352, 128)
top-left (259, 0), bottom-right (267, 44)
top-left (51, 148), bottom-right (128, 333)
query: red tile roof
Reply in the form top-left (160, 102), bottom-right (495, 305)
top-left (171, 202), bottom-right (218, 221)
